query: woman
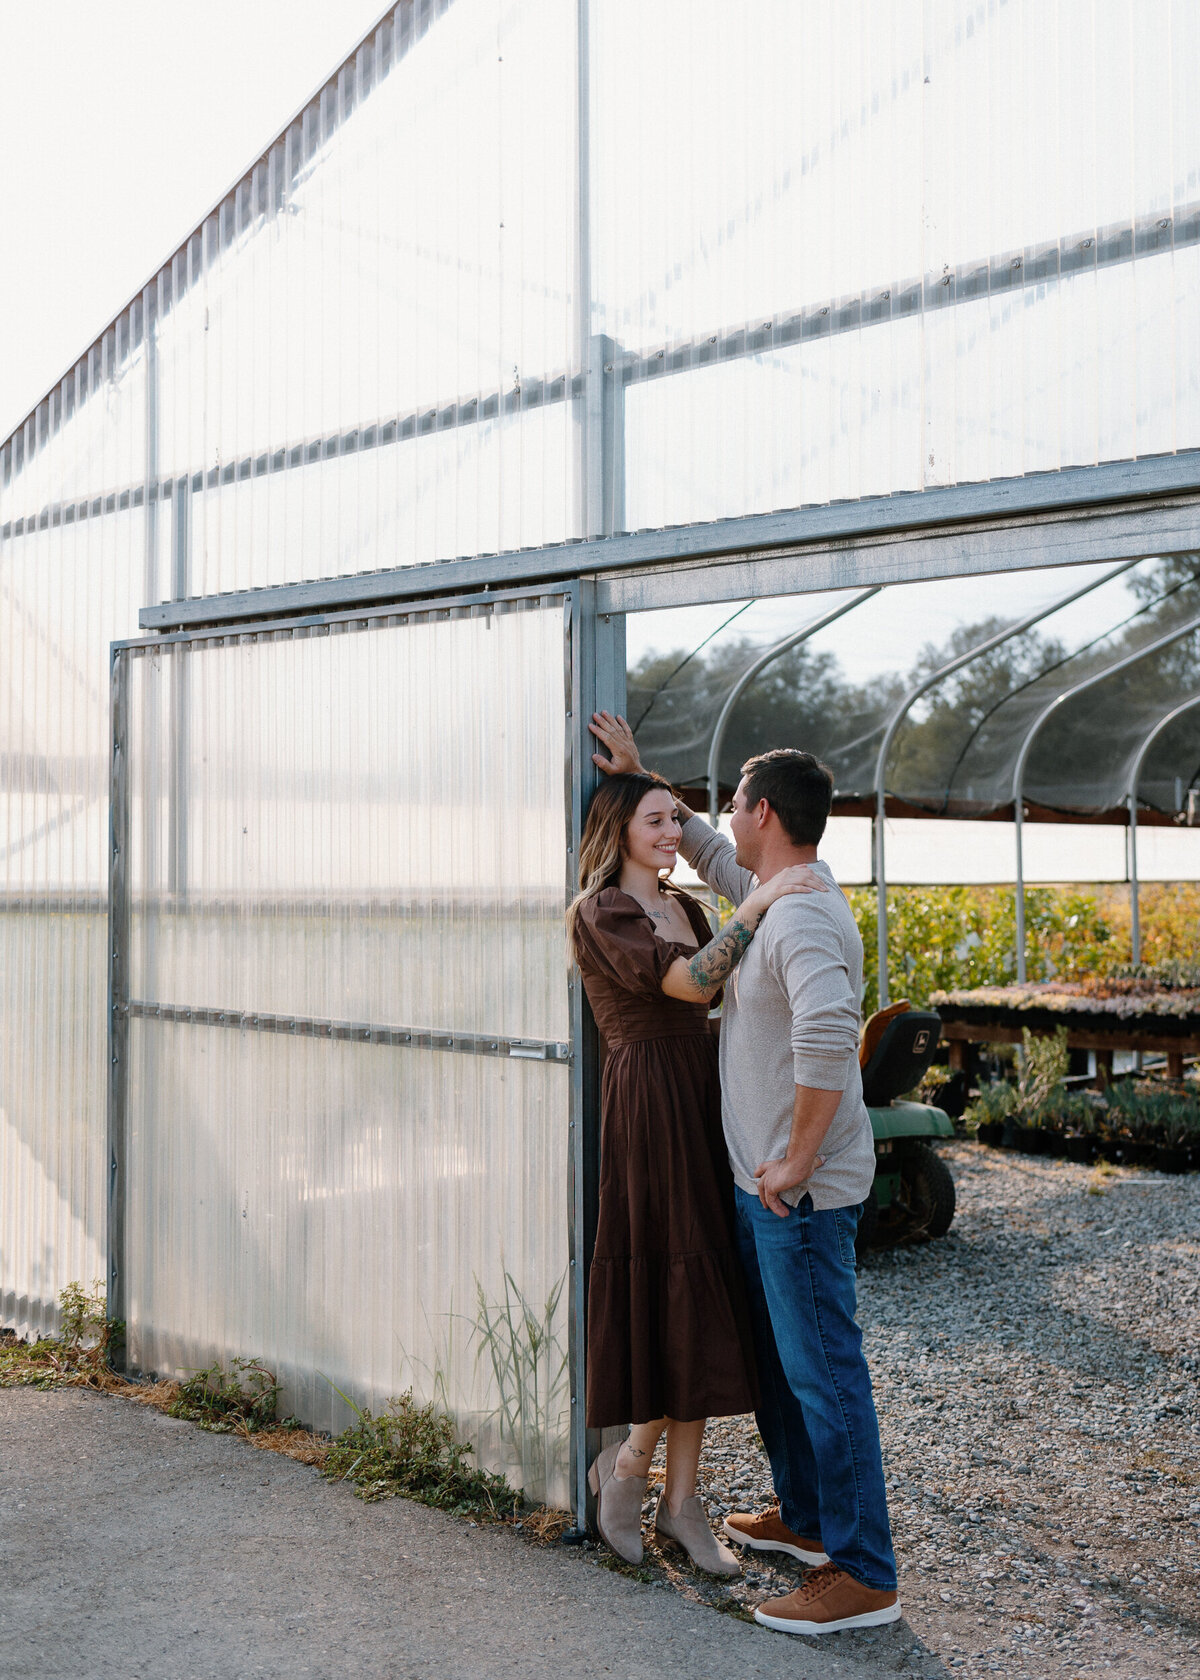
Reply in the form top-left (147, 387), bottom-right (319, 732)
top-left (568, 758), bottom-right (822, 1573)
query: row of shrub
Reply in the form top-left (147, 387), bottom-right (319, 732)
top-left (844, 882), bottom-right (1200, 1017)
top-left (963, 1028), bottom-right (1200, 1171)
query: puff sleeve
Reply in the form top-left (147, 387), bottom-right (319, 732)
top-left (573, 890), bottom-right (680, 999)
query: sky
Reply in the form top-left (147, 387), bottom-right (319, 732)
top-left (0, 0), bottom-right (389, 444)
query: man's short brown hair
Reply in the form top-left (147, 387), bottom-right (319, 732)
top-left (740, 749), bottom-right (834, 847)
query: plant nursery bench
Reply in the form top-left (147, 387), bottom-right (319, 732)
top-left (931, 984), bottom-right (1200, 1087)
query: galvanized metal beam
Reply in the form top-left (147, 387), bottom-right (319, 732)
top-left (566, 569), bottom-right (626, 1530)
top-left (137, 455), bottom-right (1200, 631)
top-left (106, 648), bottom-right (130, 1364)
top-left (597, 474), bottom-right (1200, 615)
top-left (121, 1000), bottom-right (570, 1062)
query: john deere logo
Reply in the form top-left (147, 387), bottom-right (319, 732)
top-left (913, 1030), bottom-right (930, 1053)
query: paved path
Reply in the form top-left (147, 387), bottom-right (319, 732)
top-left (0, 1388), bottom-right (924, 1680)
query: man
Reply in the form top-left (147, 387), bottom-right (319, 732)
top-left (590, 713), bottom-right (899, 1636)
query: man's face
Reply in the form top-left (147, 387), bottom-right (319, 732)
top-left (729, 775), bottom-right (762, 870)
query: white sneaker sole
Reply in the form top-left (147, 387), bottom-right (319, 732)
top-left (722, 1521), bottom-right (829, 1568)
top-left (754, 1600), bottom-right (902, 1635)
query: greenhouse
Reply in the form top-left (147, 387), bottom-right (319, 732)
top-left (2, 0), bottom-right (1199, 1524)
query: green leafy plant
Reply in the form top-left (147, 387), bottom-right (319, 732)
top-left (963, 1029), bottom-right (1085, 1133)
top-left (167, 1358), bottom-right (288, 1434)
top-left (1017, 1027), bottom-right (1069, 1121)
top-left (1059, 1091), bottom-right (1102, 1135)
top-left (473, 1271), bottom-right (568, 1487)
top-left (323, 1386), bottom-right (521, 1519)
top-left (0, 1281), bottom-right (123, 1390)
top-left (963, 1078), bottom-right (1017, 1133)
top-left (1106, 1081), bottom-right (1200, 1145)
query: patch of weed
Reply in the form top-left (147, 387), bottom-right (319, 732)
top-left (0, 1281), bottom-right (124, 1391)
top-left (516, 1504), bottom-right (573, 1544)
top-left (248, 1425), bottom-right (329, 1466)
top-left (167, 1358), bottom-right (288, 1435)
top-left (323, 1386), bottom-right (522, 1521)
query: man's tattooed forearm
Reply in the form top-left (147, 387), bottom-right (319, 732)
top-left (685, 918), bottom-right (753, 993)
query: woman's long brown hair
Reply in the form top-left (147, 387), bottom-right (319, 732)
top-left (566, 771), bottom-right (676, 960)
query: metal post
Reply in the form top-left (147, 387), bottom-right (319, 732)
top-left (1125, 691), bottom-right (1200, 966)
top-left (1010, 614), bottom-right (1200, 986)
top-left (168, 481), bottom-right (190, 897)
top-left (1128, 793), bottom-right (1140, 966)
top-left (107, 647), bottom-right (131, 1365)
top-left (567, 577), bottom-right (626, 1533)
top-left (585, 333), bottom-right (625, 540)
top-left (871, 560), bottom-right (1139, 1007)
top-left (143, 286), bottom-right (159, 609)
top-left (875, 800), bottom-right (890, 1004)
top-left (1014, 795), bottom-right (1027, 984)
top-left (569, 4), bottom-right (635, 1528)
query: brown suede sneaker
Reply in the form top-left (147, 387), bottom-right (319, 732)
top-left (722, 1507), bottom-right (829, 1567)
top-left (754, 1562), bottom-right (901, 1635)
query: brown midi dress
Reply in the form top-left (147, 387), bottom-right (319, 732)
top-left (573, 886), bottom-right (758, 1428)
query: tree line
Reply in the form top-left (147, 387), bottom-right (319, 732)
top-left (628, 558), bottom-right (1200, 816)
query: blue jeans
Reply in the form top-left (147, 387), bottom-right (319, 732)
top-left (733, 1186), bottom-right (897, 1591)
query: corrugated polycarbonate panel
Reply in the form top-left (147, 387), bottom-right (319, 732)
top-left (593, 0), bottom-right (1200, 526)
top-left (119, 597), bottom-right (571, 1505)
top-left (0, 390), bottom-right (147, 1336)
top-left (10, 0), bottom-right (1200, 619)
top-left (152, 0), bottom-right (580, 598)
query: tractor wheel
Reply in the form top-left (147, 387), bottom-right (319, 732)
top-left (854, 1187), bottom-right (879, 1260)
top-left (896, 1142), bottom-right (956, 1240)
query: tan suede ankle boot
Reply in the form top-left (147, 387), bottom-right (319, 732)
top-left (587, 1442), bottom-right (646, 1565)
top-left (654, 1493), bottom-right (740, 1577)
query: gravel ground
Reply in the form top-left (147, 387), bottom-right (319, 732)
top-left (4, 1141), bottom-right (1197, 1678)
top-left (672, 1141), bottom-right (1200, 1678)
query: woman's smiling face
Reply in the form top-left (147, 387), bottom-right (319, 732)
top-left (622, 787), bottom-right (682, 875)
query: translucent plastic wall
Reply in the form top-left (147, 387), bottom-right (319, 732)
top-left (0, 0), bottom-right (581, 1342)
top-left (153, 0), bottom-right (579, 597)
top-left (591, 0), bottom-right (1200, 526)
top-left (117, 597), bottom-right (571, 1503)
top-left (0, 333), bottom-right (149, 1337)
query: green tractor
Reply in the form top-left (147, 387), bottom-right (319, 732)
top-left (857, 1002), bottom-right (957, 1256)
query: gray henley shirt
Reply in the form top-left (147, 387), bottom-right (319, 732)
top-left (679, 815), bottom-right (876, 1212)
